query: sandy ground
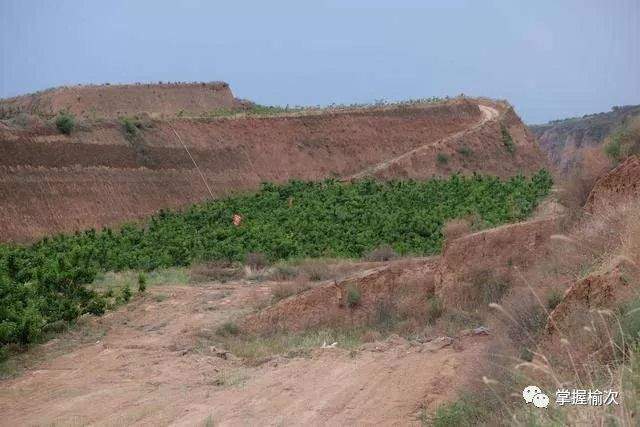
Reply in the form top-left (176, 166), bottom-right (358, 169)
top-left (0, 278), bottom-right (489, 426)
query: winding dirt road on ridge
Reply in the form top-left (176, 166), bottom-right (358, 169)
top-left (347, 104), bottom-right (500, 180)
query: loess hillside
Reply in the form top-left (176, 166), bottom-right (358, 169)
top-left (0, 84), bottom-right (548, 243)
top-left (531, 104), bottom-right (640, 171)
top-left (0, 82), bottom-right (240, 119)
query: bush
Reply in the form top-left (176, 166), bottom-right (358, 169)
top-left (346, 285), bottom-right (361, 308)
top-left (436, 153), bottom-right (450, 165)
top-left (605, 138), bottom-right (622, 162)
top-left (546, 289), bottom-right (563, 310)
top-left (55, 112), bottom-right (75, 135)
top-left (116, 284), bottom-right (132, 304)
top-left (457, 145), bottom-right (473, 157)
top-left (216, 321), bottom-right (240, 337)
top-left (501, 125), bottom-right (515, 154)
top-left (120, 116), bottom-right (144, 138)
top-left (137, 272), bottom-right (147, 293)
top-left (616, 298), bottom-right (640, 351)
top-left (300, 261), bottom-right (330, 281)
top-left (269, 264), bottom-right (299, 281)
top-left (426, 296), bottom-right (444, 324)
top-left (497, 293), bottom-right (547, 359)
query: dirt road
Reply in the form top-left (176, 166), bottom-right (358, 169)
top-left (0, 280), bottom-right (488, 426)
top-left (347, 104), bottom-right (500, 180)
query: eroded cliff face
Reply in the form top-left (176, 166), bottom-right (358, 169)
top-left (531, 105), bottom-right (640, 171)
top-left (0, 90), bottom-right (548, 243)
top-left (585, 155), bottom-right (640, 214)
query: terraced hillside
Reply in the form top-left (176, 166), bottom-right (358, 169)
top-left (0, 85), bottom-right (548, 242)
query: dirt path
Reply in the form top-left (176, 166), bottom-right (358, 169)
top-left (346, 104), bottom-right (500, 180)
top-left (0, 280), bottom-right (489, 426)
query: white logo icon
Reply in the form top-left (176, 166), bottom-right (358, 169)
top-left (532, 393), bottom-right (550, 408)
top-left (523, 385), bottom-right (549, 408)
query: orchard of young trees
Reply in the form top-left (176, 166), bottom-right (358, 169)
top-left (0, 170), bottom-right (552, 348)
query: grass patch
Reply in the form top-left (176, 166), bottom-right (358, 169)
top-left (210, 327), bottom-right (367, 364)
top-left (216, 321), bottom-right (240, 337)
top-left (189, 261), bottom-right (242, 283)
top-left (427, 394), bottom-right (489, 426)
top-left (346, 285), bottom-right (361, 308)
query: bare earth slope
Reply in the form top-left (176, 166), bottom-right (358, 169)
top-left (531, 104), bottom-right (640, 171)
top-left (0, 82), bottom-right (239, 119)
top-left (0, 278), bottom-right (488, 426)
top-left (0, 92), bottom-right (548, 243)
top-left (585, 155), bottom-right (640, 213)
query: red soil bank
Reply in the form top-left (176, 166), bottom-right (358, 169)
top-left (0, 82), bottom-right (238, 119)
top-left (585, 155), bottom-right (640, 214)
top-left (0, 94), bottom-right (548, 242)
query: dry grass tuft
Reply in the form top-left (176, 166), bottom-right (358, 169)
top-left (271, 281), bottom-right (311, 303)
top-left (189, 261), bottom-right (242, 283)
top-left (364, 245), bottom-right (398, 262)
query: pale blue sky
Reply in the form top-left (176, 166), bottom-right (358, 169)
top-left (1, 0), bottom-right (638, 123)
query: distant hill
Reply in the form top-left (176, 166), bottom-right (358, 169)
top-left (0, 82), bottom-right (241, 120)
top-left (531, 104), bottom-right (640, 171)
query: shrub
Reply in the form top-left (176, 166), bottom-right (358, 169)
top-left (426, 296), bottom-right (444, 324)
top-left (457, 145), bottom-right (473, 157)
top-left (346, 285), bottom-right (361, 308)
top-left (546, 289), bottom-right (563, 310)
top-left (216, 321), bottom-right (240, 337)
top-left (121, 117), bottom-right (139, 137)
top-left (117, 284), bottom-right (132, 304)
top-left (605, 137), bottom-right (622, 162)
top-left (364, 245), bottom-right (398, 262)
top-left (616, 298), bottom-right (640, 351)
top-left (269, 264), bottom-right (299, 281)
top-left (604, 125), bottom-right (640, 164)
top-left (436, 153), bottom-right (450, 165)
top-left (501, 124), bottom-right (515, 154)
top-left (300, 261), bottom-right (330, 281)
top-left (137, 272), bottom-right (147, 293)
top-left (496, 293), bottom-right (547, 359)
top-left (55, 112), bottom-right (75, 135)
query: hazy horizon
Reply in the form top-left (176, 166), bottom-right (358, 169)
top-left (1, 0), bottom-right (639, 124)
